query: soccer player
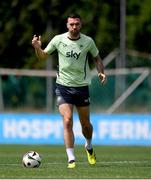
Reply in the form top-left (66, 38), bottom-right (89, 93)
top-left (32, 13), bottom-right (107, 168)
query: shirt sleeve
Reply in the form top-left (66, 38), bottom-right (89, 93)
top-left (44, 36), bottom-right (58, 54)
top-left (89, 38), bottom-right (99, 58)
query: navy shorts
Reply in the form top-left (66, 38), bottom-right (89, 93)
top-left (55, 83), bottom-right (90, 107)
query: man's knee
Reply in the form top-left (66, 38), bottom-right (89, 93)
top-left (64, 117), bottom-right (73, 130)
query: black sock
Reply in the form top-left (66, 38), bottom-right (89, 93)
top-left (69, 160), bottom-right (75, 163)
top-left (87, 148), bottom-right (93, 155)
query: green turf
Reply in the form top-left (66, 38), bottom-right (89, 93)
top-left (0, 144), bottom-right (151, 179)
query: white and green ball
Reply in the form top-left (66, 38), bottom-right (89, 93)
top-left (22, 151), bottom-right (41, 168)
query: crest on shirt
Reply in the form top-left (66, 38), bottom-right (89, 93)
top-left (60, 42), bottom-right (67, 47)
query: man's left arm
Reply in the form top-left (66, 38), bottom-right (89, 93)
top-left (93, 54), bottom-right (107, 84)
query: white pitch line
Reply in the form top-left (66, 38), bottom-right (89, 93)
top-left (46, 160), bottom-right (150, 165)
top-left (0, 160), bottom-right (150, 167)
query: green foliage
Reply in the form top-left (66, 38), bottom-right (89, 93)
top-left (0, 0), bottom-right (151, 69)
top-left (127, 0), bottom-right (151, 52)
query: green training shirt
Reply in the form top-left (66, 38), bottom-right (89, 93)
top-left (44, 32), bottom-right (99, 87)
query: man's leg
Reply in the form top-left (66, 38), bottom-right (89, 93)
top-left (59, 103), bottom-right (76, 168)
top-left (76, 106), bottom-right (96, 165)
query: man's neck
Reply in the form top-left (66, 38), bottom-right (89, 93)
top-left (68, 32), bottom-right (80, 40)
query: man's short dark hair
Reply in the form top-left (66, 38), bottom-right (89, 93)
top-left (67, 13), bottom-right (81, 20)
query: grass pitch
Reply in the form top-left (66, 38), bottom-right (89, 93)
top-left (0, 144), bottom-right (151, 179)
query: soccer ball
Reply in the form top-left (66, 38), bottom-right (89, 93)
top-left (22, 151), bottom-right (41, 168)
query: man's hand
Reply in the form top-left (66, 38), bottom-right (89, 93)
top-left (98, 73), bottom-right (107, 84)
top-left (32, 35), bottom-right (41, 49)
top-left (31, 35), bottom-right (48, 61)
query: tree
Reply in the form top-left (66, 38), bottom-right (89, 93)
top-left (0, 0), bottom-right (151, 69)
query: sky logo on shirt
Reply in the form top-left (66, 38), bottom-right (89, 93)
top-left (66, 50), bottom-right (81, 60)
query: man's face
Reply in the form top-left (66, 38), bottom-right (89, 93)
top-left (67, 17), bottom-right (82, 36)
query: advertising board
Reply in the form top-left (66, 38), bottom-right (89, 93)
top-left (0, 113), bottom-right (151, 145)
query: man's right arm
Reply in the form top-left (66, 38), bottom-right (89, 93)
top-left (32, 35), bottom-right (49, 60)
top-left (35, 47), bottom-right (48, 61)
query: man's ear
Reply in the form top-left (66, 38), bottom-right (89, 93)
top-left (80, 22), bottom-right (82, 28)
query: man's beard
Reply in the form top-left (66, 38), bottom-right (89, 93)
top-left (71, 30), bottom-right (80, 37)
